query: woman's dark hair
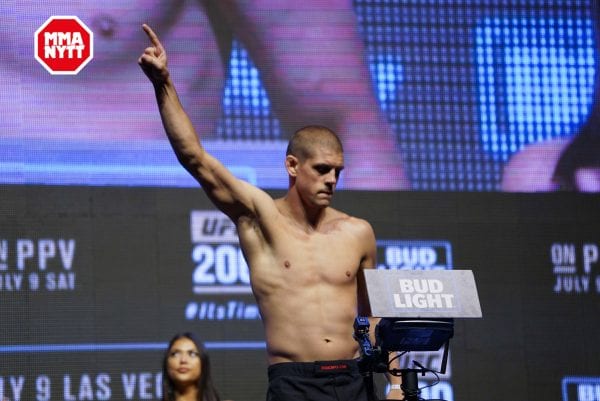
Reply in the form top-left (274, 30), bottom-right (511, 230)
top-left (162, 332), bottom-right (221, 401)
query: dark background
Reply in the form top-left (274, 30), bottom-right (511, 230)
top-left (2, 185), bottom-right (598, 401)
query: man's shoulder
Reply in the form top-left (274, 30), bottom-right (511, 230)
top-left (326, 208), bottom-right (373, 232)
top-left (325, 206), bottom-right (352, 222)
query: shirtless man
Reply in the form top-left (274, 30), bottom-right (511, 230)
top-left (139, 24), bottom-right (401, 401)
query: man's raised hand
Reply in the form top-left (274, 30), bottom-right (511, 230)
top-left (138, 24), bottom-right (169, 84)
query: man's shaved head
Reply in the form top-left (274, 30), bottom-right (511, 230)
top-left (286, 125), bottom-right (343, 161)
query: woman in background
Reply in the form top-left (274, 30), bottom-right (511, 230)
top-left (162, 332), bottom-right (222, 401)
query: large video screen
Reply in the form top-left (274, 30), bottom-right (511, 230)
top-left (1, 1), bottom-right (597, 191)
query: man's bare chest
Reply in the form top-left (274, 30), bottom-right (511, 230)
top-left (267, 229), bottom-right (362, 283)
top-left (237, 212), bottom-right (365, 282)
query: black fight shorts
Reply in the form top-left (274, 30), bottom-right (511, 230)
top-left (266, 359), bottom-right (373, 401)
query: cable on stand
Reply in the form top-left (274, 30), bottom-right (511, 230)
top-left (354, 317), bottom-right (453, 401)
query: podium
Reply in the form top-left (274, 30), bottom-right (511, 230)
top-left (355, 269), bottom-right (482, 401)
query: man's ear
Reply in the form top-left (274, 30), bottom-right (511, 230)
top-left (285, 155), bottom-right (299, 177)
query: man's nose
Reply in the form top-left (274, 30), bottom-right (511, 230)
top-left (325, 170), bottom-right (337, 184)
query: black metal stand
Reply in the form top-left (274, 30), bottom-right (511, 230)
top-left (390, 338), bottom-right (450, 401)
top-left (354, 317), bottom-right (452, 401)
top-left (399, 368), bottom-right (423, 401)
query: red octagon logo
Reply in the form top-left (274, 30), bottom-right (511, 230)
top-left (34, 16), bottom-right (94, 75)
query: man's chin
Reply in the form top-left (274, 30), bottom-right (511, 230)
top-left (314, 195), bottom-right (332, 207)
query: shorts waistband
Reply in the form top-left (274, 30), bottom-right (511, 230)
top-left (268, 359), bottom-right (360, 379)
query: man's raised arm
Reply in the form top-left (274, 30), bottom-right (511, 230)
top-left (138, 24), bottom-right (262, 220)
